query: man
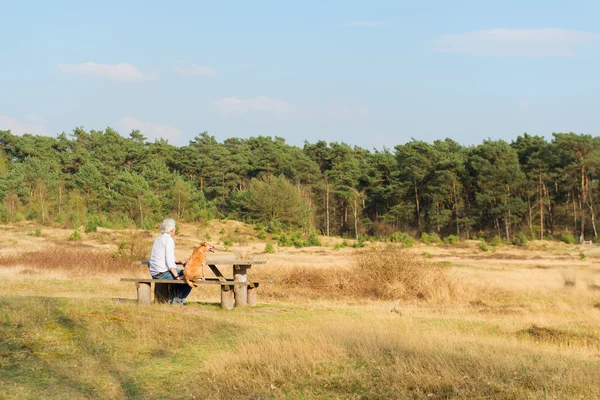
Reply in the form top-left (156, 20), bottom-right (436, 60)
top-left (149, 218), bottom-right (192, 305)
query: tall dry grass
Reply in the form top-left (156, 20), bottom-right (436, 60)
top-left (0, 232), bottom-right (151, 276)
top-left (253, 247), bottom-right (478, 303)
top-left (0, 246), bottom-right (144, 275)
top-left (350, 247), bottom-right (460, 301)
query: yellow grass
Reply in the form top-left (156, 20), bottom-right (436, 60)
top-left (1, 221), bottom-right (600, 399)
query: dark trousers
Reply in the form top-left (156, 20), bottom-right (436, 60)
top-left (152, 269), bottom-right (192, 303)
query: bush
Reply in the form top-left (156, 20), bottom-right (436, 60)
top-left (265, 220), bottom-right (285, 234)
top-left (69, 229), bottom-right (81, 241)
top-left (390, 232), bottom-right (413, 247)
top-left (443, 235), bottom-right (459, 245)
top-left (490, 235), bottom-right (502, 246)
top-left (479, 239), bottom-right (488, 252)
top-left (264, 242), bottom-right (275, 253)
top-left (278, 234), bottom-right (291, 247)
top-left (85, 217), bottom-right (103, 233)
top-left (304, 232), bottom-right (321, 247)
top-left (351, 247), bottom-right (457, 300)
top-left (422, 232), bottom-right (442, 245)
top-left (352, 238), bottom-right (366, 248)
top-left (420, 232), bottom-right (432, 245)
top-left (254, 223), bottom-right (265, 231)
top-left (561, 232), bottom-right (576, 244)
top-left (333, 240), bottom-right (349, 251)
top-left (257, 230), bottom-right (267, 240)
top-left (512, 232), bottom-right (528, 246)
top-left (290, 232), bottom-right (304, 248)
top-left (27, 227), bottom-right (43, 237)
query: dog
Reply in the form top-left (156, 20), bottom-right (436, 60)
top-left (183, 241), bottom-right (215, 288)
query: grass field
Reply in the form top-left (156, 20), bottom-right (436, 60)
top-left (1, 221), bottom-right (599, 399)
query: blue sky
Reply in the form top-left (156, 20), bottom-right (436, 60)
top-left (1, 0), bottom-right (600, 149)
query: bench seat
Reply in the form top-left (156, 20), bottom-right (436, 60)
top-left (121, 278), bottom-right (260, 309)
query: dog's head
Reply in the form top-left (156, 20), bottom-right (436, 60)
top-left (196, 241), bottom-right (215, 253)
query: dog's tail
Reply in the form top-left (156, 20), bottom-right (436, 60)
top-left (184, 275), bottom-right (197, 288)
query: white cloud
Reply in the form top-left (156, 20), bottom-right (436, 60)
top-left (213, 96), bottom-right (369, 124)
top-left (116, 116), bottom-right (182, 141)
top-left (172, 61), bottom-right (217, 77)
top-left (431, 28), bottom-right (600, 57)
top-left (214, 96), bottom-right (290, 116)
top-left (57, 62), bottom-right (157, 81)
top-left (342, 21), bottom-right (389, 28)
top-left (0, 115), bottom-right (46, 136)
top-left (25, 114), bottom-right (47, 124)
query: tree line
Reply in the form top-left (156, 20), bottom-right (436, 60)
top-left (0, 128), bottom-right (598, 242)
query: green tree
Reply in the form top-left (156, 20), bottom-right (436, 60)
top-left (246, 175), bottom-right (312, 229)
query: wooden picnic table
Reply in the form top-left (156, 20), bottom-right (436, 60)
top-left (122, 259), bottom-right (265, 310)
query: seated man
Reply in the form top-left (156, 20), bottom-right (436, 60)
top-left (148, 218), bottom-right (192, 305)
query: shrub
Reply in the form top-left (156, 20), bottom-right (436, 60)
top-left (278, 234), bottom-right (291, 247)
top-left (390, 232), bottom-right (413, 247)
top-left (254, 223), bottom-right (265, 231)
top-left (561, 232), bottom-right (576, 244)
top-left (69, 229), bottom-right (81, 241)
top-left (422, 232), bottom-right (443, 245)
top-left (264, 242), bottom-right (275, 253)
top-left (351, 247), bottom-right (457, 300)
top-left (257, 230), bottom-right (267, 240)
top-left (420, 232), bottom-right (432, 245)
top-left (512, 232), bottom-right (528, 247)
top-left (479, 239), bottom-right (488, 252)
top-left (27, 227), bottom-right (43, 237)
top-left (304, 232), bottom-right (321, 247)
top-left (490, 235), bottom-right (502, 246)
top-left (443, 235), bottom-right (459, 245)
top-left (265, 220), bottom-right (285, 234)
top-left (333, 240), bottom-right (349, 251)
top-left (352, 237), bottom-right (366, 248)
top-left (579, 251), bottom-right (586, 260)
top-left (85, 217), bottom-right (102, 233)
top-left (290, 232), bottom-right (304, 248)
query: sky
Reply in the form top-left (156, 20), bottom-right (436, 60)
top-left (1, 0), bottom-right (600, 150)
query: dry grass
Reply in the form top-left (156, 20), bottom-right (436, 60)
top-left (1, 222), bottom-right (600, 399)
top-left (351, 247), bottom-right (461, 301)
top-left (0, 231), bottom-right (151, 276)
top-left (0, 246), bottom-right (145, 275)
top-left (251, 247), bottom-right (485, 304)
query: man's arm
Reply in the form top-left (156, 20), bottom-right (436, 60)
top-left (165, 237), bottom-right (182, 279)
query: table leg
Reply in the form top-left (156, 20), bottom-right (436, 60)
top-left (136, 282), bottom-right (152, 305)
top-left (221, 284), bottom-right (234, 310)
top-left (233, 265), bottom-right (248, 307)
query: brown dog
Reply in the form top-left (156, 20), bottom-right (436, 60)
top-left (183, 241), bottom-right (215, 288)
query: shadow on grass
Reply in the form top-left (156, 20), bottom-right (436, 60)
top-left (0, 296), bottom-right (144, 399)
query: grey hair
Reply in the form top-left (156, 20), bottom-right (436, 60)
top-left (159, 218), bottom-right (176, 234)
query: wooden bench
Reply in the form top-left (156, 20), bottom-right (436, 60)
top-left (122, 259), bottom-right (265, 310)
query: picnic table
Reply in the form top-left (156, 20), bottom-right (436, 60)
top-left (121, 259), bottom-right (265, 310)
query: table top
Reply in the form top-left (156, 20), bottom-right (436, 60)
top-left (140, 259), bottom-right (266, 266)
